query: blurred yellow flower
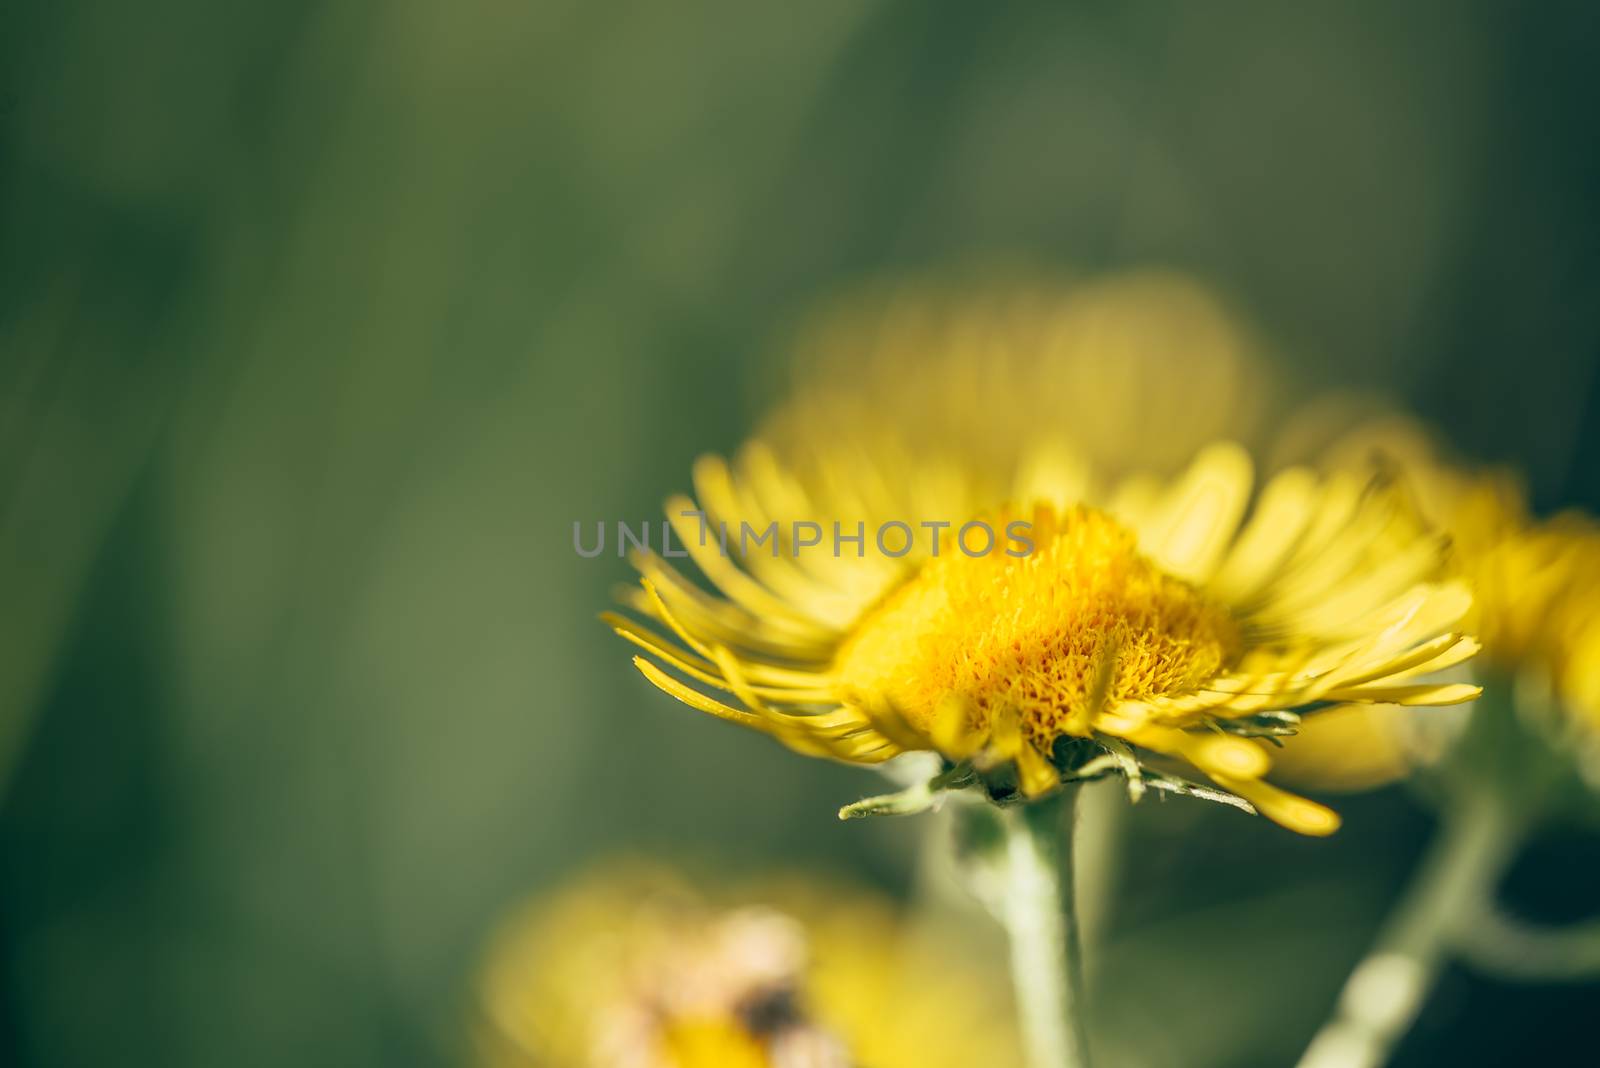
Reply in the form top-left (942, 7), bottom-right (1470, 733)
top-left (770, 271), bottom-right (1278, 481)
top-left (1279, 417), bottom-right (1600, 781)
top-left (608, 278), bottom-right (1480, 835)
top-left (476, 865), bottom-right (1019, 1068)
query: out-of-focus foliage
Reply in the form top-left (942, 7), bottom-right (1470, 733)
top-left (2, 2), bottom-right (1598, 1068)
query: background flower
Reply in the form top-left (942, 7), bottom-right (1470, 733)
top-left (477, 863), bottom-right (1019, 1068)
top-left (1279, 417), bottom-right (1600, 791)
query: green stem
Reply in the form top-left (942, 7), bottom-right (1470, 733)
top-left (1458, 908), bottom-right (1600, 981)
top-left (1074, 780), bottom-right (1125, 983)
top-left (1296, 792), bottom-right (1521, 1068)
top-left (999, 791), bottom-right (1092, 1068)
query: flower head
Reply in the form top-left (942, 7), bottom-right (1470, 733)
top-left (609, 285), bottom-right (1479, 833)
top-left (1278, 418), bottom-right (1600, 786)
top-left (771, 271), bottom-right (1279, 481)
top-left (476, 864), bottom-right (1019, 1068)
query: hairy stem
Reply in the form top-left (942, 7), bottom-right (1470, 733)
top-left (999, 791), bottom-right (1093, 1068)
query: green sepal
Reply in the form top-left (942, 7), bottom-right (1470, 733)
top-left (837, 762), bottom-right (978, 820)
top-left (1211, 709), bottom-right (1302, 741)
top-left (1140, 769), bottom-right (1257, 814)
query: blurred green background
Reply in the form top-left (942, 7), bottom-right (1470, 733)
top-left (3, 2), bottom-right (1599, 1065)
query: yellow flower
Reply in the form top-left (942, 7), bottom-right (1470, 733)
top-left (609, 295), bottom-right (1480, 834)
top-left (476, 864), bottom-right (1020, 1068)
top-left (770, 270), bottom-right (1280, 484)
top-left (1279, 418), bottom-right (1600, 774)
top-left (1449, 484), bottom-right (1600, 710)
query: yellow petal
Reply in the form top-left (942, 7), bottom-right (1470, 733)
top-left (1215, 775), bottom-right (1343, 836)
top-left (1137, 442), bottom-right (1255, 583)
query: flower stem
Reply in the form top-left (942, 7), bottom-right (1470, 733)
top-left (1296, 791), bottom-right (1521, 1068)
top-left (1458, 907), bottom-right (1600, 980)
top-left (999, 790), bottom-right (1092, 1068)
